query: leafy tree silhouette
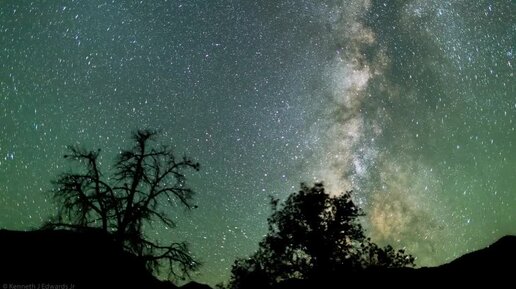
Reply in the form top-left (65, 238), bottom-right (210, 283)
top-left (226, 183), bottom-right (414, 289)
top-left (45, 129), bottom-right (200, 280)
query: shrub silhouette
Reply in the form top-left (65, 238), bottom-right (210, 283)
top-left (45, 129), bottom-right (200, 280)
top-left (226, 183), bottom-right (414, 288)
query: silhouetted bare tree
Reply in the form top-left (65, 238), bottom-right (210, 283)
top-left (226, 183), bottom-right (414, 289)
top-left (46, 129), bottom-right (200, 280)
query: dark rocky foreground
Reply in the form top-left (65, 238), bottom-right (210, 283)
top-left (0, 229), bottom-right (514, 289)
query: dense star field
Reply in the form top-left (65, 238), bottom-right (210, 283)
top-left (1, 0), bottom-right (514, 285)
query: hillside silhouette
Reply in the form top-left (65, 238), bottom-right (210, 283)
top-left (0, 229), bottom-right (514, 288)
top-left (0, 228), bottom-right (214, 289)
top-left (0, 228), bottom-right (172, 288)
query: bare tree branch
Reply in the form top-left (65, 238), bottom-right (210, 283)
top-left (47, 129), bottom-right (200, 281)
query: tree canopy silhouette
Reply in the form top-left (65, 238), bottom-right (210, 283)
top-left (226, 183), bottom-right (414, 289)
top-left (46, 129), bottom-right (200, 280)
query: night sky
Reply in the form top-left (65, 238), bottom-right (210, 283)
top-left (1, 0), bottom-right (514, 286)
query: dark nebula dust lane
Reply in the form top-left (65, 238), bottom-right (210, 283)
top-left (303, 0), bottom-right (514, 267)
top-left (1, 0), bottom-right (514, 285)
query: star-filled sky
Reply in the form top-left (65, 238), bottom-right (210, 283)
top-left (1, 0), bottom-right (514, 286)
